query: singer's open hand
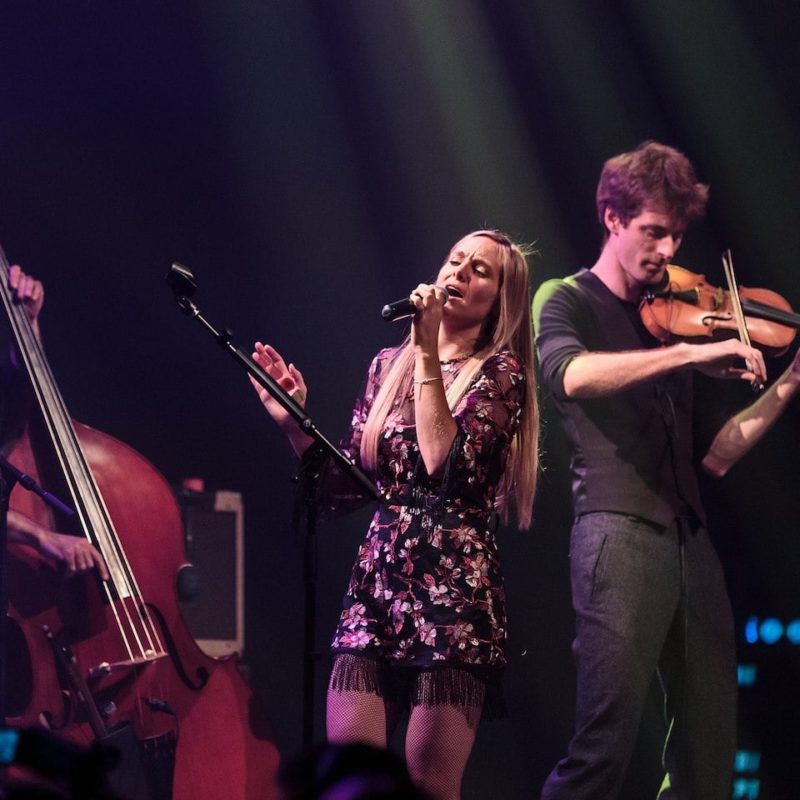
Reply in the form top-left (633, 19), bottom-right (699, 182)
top-left (409, 283), bottom-right (447, 354)
top-left (250, 342), bottom-right (308, 429)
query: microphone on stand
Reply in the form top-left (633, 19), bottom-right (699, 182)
top-left (381, 286), bottom-right (450, 322)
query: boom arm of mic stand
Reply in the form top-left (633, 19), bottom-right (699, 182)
top-left (170, 290), bottom-right (381, 503)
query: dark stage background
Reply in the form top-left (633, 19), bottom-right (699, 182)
top-left (2, 2), bottom-right (800, 797)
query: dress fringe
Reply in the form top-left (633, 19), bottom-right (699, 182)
top-left (329, 653), bottom-right (506, 720)
top-left (329, 652), bottom-right (383, 695)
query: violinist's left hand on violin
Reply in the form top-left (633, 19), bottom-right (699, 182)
top-left (688, 338), bottom-right (767, 385)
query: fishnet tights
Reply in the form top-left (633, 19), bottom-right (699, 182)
top-left (326, 687), bottom-right (481, 800)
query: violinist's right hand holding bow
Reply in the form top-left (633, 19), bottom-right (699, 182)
top-left (687, 338), bottom-right (767, 386)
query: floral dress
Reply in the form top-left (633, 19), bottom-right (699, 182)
top-left (316, 347), bottom-right (525, 710)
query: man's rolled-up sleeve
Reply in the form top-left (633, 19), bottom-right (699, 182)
top-left (532, 278), bottom-right (588, 401)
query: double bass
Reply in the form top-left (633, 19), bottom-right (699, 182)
top-left (1, 250), bottom-right (279, 799)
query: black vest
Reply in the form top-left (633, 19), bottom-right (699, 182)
top-left (535, 269), bottom-right (705, 528)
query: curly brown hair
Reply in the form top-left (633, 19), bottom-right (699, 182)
top-left (596, 141), bottom-right (709, 236)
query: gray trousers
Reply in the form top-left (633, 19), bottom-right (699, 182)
top-left (541, 513), bottom-right (737, 800)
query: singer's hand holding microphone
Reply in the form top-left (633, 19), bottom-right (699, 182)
top-left (381, 285), bottom-right (450, 322)
top-left (399, 284), bottom-right (450, 353)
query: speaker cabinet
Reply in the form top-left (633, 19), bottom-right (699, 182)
top-left (176, 489), bottom-right (244, 659)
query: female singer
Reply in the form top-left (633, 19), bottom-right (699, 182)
top-left (251, 230), bottom-right (538, 800)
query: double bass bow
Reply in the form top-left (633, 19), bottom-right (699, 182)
top-left (1, 249), bottom-right (279, 799)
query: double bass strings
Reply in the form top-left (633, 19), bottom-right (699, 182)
top-left (0, 248), bottom-right (166, 666)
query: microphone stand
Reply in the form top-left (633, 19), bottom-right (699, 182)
top-left (0, 454), bottom-right (75, 724)
top-left (166, 264), bottom-right (380, 747)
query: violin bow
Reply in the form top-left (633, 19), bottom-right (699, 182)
top-left (721, 249), bottom-right (763, 392)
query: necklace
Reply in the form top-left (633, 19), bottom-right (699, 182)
top-left (439, 352), bottom-right (474, 372)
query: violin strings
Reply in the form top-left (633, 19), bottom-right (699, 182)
top-left (666, 273), bottom-right (678, 344)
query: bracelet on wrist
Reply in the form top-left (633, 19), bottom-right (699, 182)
top-left (413, 377), bottom-right (444, 386)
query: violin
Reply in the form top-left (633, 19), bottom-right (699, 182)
top-left (640, 264), bottom-right (800, 358)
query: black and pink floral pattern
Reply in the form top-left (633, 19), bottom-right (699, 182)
top-left (325, 348), bottom-right (525, 673)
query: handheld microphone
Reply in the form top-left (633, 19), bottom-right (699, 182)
top-left (381, 286), bottom-right (450, 322)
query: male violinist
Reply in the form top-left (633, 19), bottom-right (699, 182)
top-left (2, 265), bottom-right (107, 579)
top-left (533, 140), bottom-right (800, 799)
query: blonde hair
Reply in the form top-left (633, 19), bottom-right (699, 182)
top-left (360, 230), bottom-right (539, 529)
